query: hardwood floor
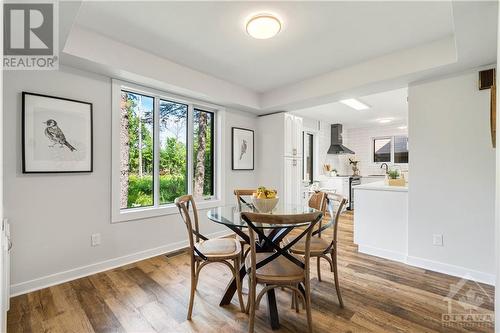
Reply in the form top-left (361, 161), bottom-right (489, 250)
top-left (8, 211), bottom-right (495, 333)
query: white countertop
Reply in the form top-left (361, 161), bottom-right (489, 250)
top-left (353, 181), bottom-right (408, 192)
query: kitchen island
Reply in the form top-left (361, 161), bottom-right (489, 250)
top-left (353, 181), bottom-right (408, 263)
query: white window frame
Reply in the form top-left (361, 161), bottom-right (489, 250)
top-left (371, 135), bottom-right (409, 166)
top-left (111, 80), bottom-right (225, 223)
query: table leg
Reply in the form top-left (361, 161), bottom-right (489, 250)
top-left (220, 265), bottom-right (246, 306)
top-left (266, 287), bottom-right (280, 330)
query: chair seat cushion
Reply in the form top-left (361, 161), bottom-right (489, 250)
top-left (288, 237), bottom-right (332, 255)
top-left (194, 238), bottom-right (241, 257)
top-left (245, 253), bottom-right (304, 283)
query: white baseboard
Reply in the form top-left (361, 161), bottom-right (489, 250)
top-left (406, 256), bottom-right (496, 286)
top-left (10, 230), bottom-right (232, 297)
top-left (357, 245), bottom-right (495, 286)
top-left (357, 245), bottom-right (407, 263)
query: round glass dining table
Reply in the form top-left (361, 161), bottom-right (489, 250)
top-left (207, 202), bottom-right (317, 228)
top-left (207, 202), bottom-right (321, 330)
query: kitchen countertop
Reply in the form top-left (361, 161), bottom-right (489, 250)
top-left (318, 175), bottom-right (386, 179)
top-left (353, 180), bottom-right (408, 192)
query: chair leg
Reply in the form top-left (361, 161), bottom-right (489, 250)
top-left (294, 289), bottom-right (300, 313)
top-left (234, 257), bottom-right (245, 312)
top-left (187, 258), bottom-right (199, 320)
top-left (304, 280), bottom-right (313, 333)
top-left (316, 256), bottom-right (322, 282)
top-left (331, 250), bottom-right (344, 308)
top-left (248, 276), bottom-right (256, 333)
top-left (240, 243), bottom-right (246, 262)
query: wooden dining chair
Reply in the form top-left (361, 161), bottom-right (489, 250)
top-left (174, 195), bottom-right (245, 320)
top-left (234, 189), bottom-right (256, 210)
top-left (233, 189), bottom-right (261, 261)
top-left (241, 211), bottom-right (322, 333)
top-left (288, 192), bottom-right (347, 307)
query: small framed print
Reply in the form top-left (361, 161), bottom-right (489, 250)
top-left (232, 127), bottom-right (254, 170)
top-left (22, 92), bottom-right (93, 173)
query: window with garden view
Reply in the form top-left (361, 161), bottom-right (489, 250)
top-left (120, 90), bottom-right (215, 210)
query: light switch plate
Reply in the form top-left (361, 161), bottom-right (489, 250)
top-left (432, 234), bottom-right (443, 246)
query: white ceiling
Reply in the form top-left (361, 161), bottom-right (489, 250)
top-left (292, 87), bottom-right (408, 129)
top-left (75, 1), bottom-right (454, 93)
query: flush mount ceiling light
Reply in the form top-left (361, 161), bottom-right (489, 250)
top-left (246, 13), bottom-right (282, 39)
top-left (377, 118), bottom-right (393, 124)
top-left (340, 98), bottom-right (370, 110)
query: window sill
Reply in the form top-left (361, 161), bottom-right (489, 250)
top-left (112, 199), bottom-right (224, 223)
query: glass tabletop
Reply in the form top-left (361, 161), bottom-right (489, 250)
top-left (207, 203), bottom-right (320, 229)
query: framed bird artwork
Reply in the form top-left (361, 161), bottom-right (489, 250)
top-left (22, 92), bottom-right (93, 173)
top-left (231, 127), bottom-right (254, 170)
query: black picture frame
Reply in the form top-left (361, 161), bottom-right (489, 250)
top-left (22, 92), bottom-right (93, 173)
top-left (231, 127), bottom-right (254, 170)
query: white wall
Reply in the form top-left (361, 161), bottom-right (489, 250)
top-left (496, 4), bottom-right (499, 327)
top-left (0, 11), bottom-right (5, 328)
top-left (3, 66), bottom-right (259, 295)
top-left (408, 70), bottom-right (495, 283)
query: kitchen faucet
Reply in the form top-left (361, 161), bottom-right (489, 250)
top-left (380, 163), bottom-right (389, 174)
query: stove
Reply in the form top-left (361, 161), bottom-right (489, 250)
top-left (347, 176), bottom-right (361, 210)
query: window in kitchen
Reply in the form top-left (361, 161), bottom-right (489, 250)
top-left (372, 136), bottom-right (409, 164)
top-left (303, 132), bottom-right (314, 183)
top-left (394, 136), bottom-right (409, 163)
top-left (113, 80), bottom-right (222, 222)
top-left (373, 137), bottom-right (392, 162)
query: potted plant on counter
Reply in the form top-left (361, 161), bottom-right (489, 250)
top-left (386, 169), bottom-right (406, 186)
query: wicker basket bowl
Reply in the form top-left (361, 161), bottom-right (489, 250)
top-left (251, 197), bottom-right (279, 213)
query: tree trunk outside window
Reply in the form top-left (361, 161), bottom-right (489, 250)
top-left (194, 112), bottom-right (208, 198)
top-left (120, 94), bottom-right (130, 209)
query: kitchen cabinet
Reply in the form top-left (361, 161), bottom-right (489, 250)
top-left (284, 113), bottom-right (303, 158)
top-left (258, 113), bottom-right (304, 206)
top-left (283, 157), bottom-right (303, 206)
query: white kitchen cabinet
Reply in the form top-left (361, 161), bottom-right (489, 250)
top-left (284, 113), bottom-right (294, 157)
top-left (258, 113), bottom-right (304, 206)
top-left (283, 157), bottom-right (302, 206)
top-left (284, 113), bottom-right (302, 158)
top-left (293, 116), bottom-right (303, 158)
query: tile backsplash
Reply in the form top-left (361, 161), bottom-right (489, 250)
top-left (313, 120), bottom-right (408, 178)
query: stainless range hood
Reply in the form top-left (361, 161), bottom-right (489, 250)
top-left (327, 124), bottom-right (355, 154)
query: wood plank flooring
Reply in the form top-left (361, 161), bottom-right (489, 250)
top-left (8, 211), bottom-right (495, 332)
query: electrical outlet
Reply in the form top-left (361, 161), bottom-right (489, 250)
top-left (432, 234), bottom-right (443, 246)
top-left (91, 233), bottom-right (101, 247)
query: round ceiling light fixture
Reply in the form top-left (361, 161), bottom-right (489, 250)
top-left (377, 118), bottom-right (394, 124)
top-left (246, 13), bottom-right (282, 39)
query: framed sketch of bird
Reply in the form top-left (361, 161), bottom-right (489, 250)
top-left (22, 92), bottom-right (93, 173)
top-left (44, 119), bottom-right (76, 151)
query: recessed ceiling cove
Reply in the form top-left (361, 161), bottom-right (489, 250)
top-left (74, 1), bottom-right (454, 93)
